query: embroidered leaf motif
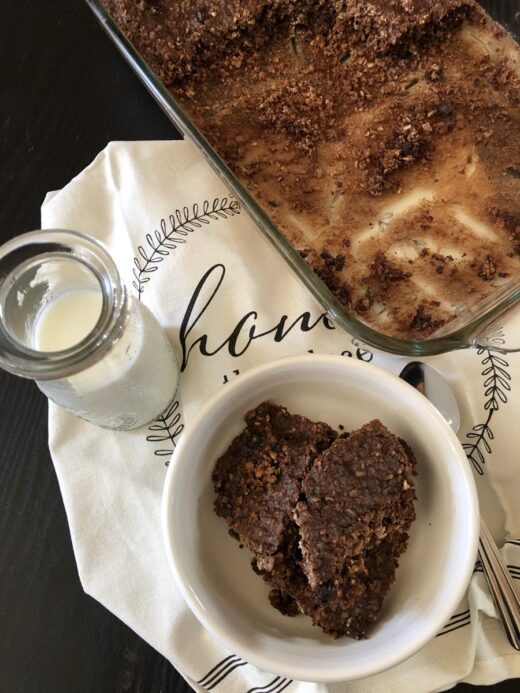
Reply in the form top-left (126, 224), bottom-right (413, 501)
top-left (146, 400), bottom-right (184, 463)
top-left (463, 335), bottom-right (510, 475)
top-left (132, 196), bottom-right (241, 297)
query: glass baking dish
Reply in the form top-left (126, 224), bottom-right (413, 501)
top-left (85, 0), bottom-right (520, 356)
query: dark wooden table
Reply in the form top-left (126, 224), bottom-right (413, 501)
top-left (0, 1), bottom-right (519, 691)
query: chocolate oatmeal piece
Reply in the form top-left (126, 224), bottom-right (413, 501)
top-left (259, 520), bottom-right (307, 617)
top-left (213, 404), bottom-right (417, 639)
top-left (294, 420), bottom-right (416, 588)
top-left (254, 518), bottom-right (411, 638)
top-left (212, 401), bottom-right (336, 559)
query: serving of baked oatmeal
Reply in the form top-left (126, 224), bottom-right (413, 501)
top-left (105, 0), bottom-right (520, 339)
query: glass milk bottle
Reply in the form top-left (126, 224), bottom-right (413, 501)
top-left (0, 230), bottom-right (179, 430)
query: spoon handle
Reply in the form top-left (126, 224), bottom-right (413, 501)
top-left (478, 518), bottom-right (520, 650)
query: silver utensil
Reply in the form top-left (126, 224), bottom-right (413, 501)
top-left (400, 361), bottom-right (520, 650)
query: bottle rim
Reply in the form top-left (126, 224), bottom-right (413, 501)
top-left (0, 229), bottom-right (129, 380)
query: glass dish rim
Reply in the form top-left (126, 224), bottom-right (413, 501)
top-left (84, 0), bottom-right (520, 356)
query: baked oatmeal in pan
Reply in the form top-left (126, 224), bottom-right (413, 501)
top-left (104, 0), bottom-right (520, 339)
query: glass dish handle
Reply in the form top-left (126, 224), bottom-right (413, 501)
top-left (473, 308), bottom-right (520, 353)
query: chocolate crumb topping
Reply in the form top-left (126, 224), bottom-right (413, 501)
top-left (370, 252), bottom-right (412, 285)
top-left (105, 0), bottom-right (520, 340)
top-left (212, 401), bottom-right (336, 558)
top-left (475, 254), bottom-right (498, 280)
top-left (410, 301), bottom-right (447, 335)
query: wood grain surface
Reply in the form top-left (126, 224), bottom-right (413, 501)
top-left (0, 1), bottom-right (519, 691)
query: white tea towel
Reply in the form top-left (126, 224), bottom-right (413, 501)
top-left (41, 141), bottom-right (520, 692)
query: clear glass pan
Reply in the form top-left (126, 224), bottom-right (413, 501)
top-left (85, 0), bottom-right (520, 355)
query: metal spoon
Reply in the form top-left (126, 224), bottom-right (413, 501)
top-left (399, 361), bottom-right (520, 650)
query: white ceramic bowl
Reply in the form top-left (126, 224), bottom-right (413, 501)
top-left (162, 355), bottom-right (479, 683)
